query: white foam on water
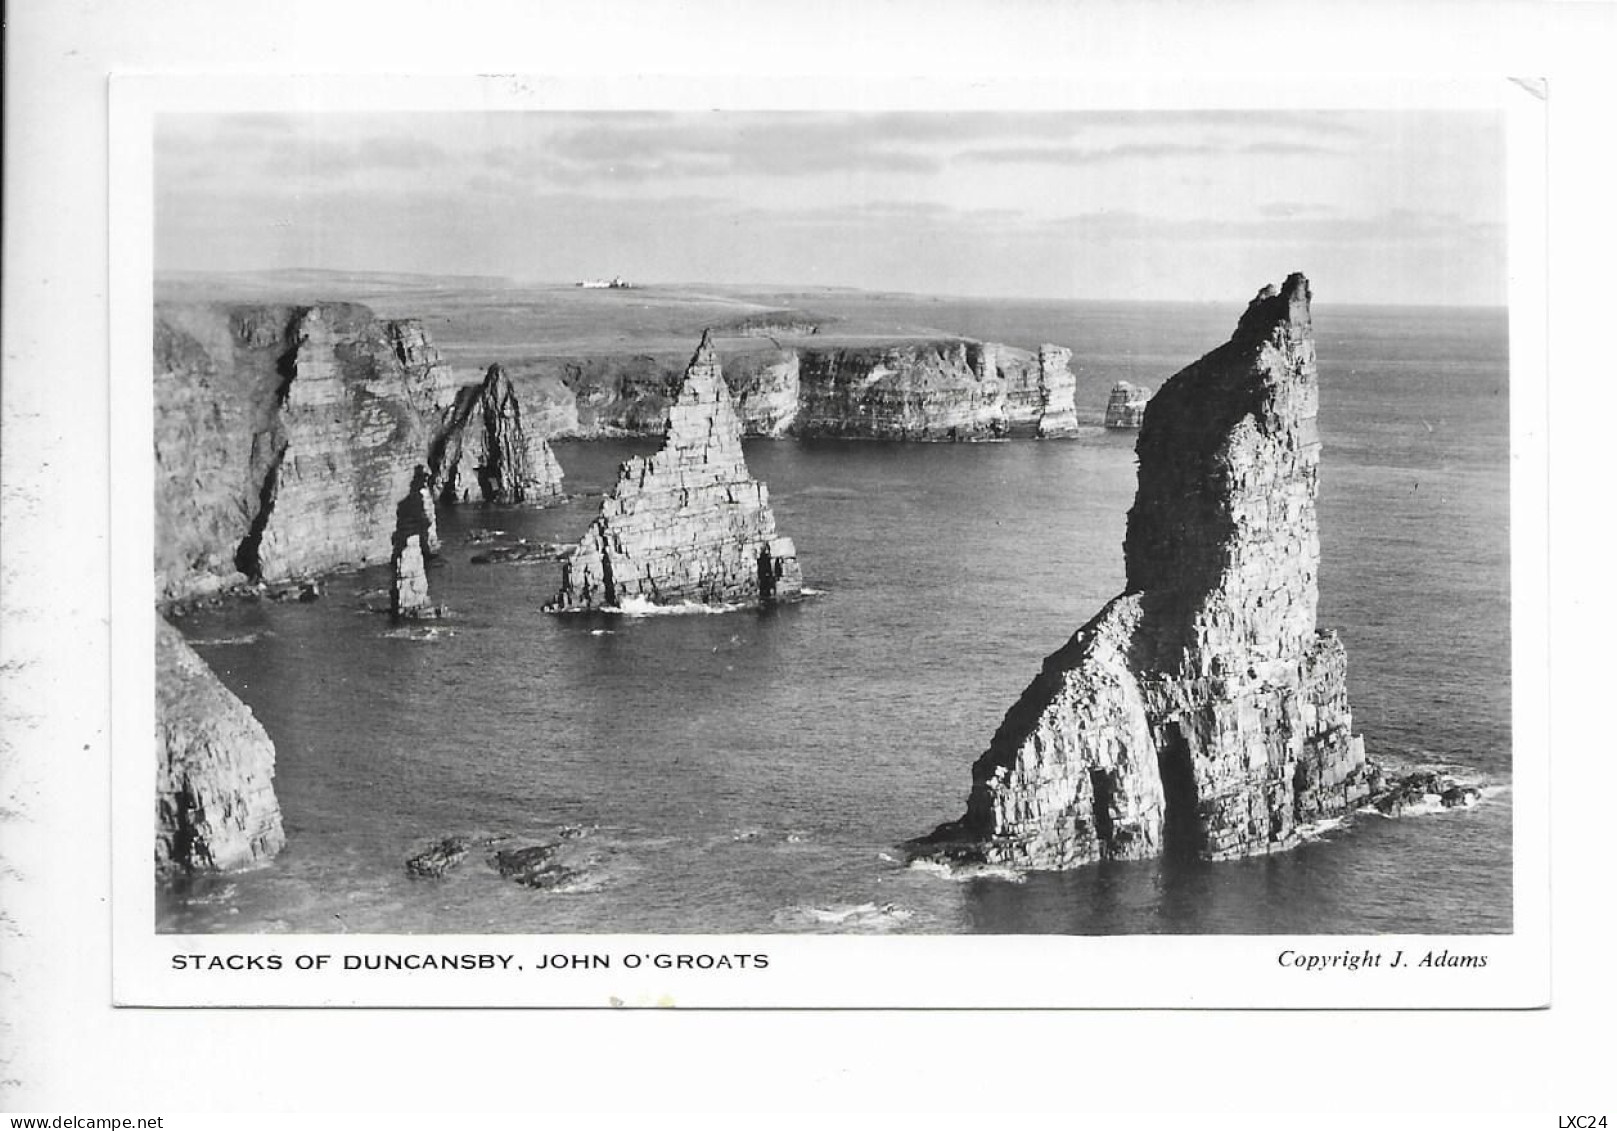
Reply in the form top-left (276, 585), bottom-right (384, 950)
top-left (1296, 816), bottom-right (1347, 842)
top-left (381, 626), bottom-right (455, 642)
top-left (589, 629), bottom-right (615, 636)
top-left (906, 857), bottom-right (1027, 884)
top-left (607, 596), bottom-right (751, 617)
top-left (190, 632), bottom-right (270, 646)
top-left (772, 902), bottom-right (914, 930)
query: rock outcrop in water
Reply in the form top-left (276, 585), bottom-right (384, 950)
top-left (1104, 381), bottom-right (1152, 429)
top-left (155, 616), bottom-right (285, 873)
top-left (154, 303), bottom-right (460, 601)
top-left (432, 363), bottom-right (565, 504)
top-left (913, 274), bottom-right (1375, 868)
top-left (390, 466), bottom-right (441, 618)
top-left (1031, 344), bottom-right (1079, 437)
top-left (549, 331), bottom-right (802, 610)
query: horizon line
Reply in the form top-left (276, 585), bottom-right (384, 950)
top-left (153, 268), bottom-right (1510, 311)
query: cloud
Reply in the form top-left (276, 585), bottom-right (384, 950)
top-left (956, 141), bottom-right (1222, 165)
top-left (1036, 207), bottom-right (1504, 248)
top-left (955, 137), bottom-right (1345, 166)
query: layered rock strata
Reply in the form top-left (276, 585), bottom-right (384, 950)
top-left (155, 616), bottom-right (285, 873)
top-left (549, 332), bottom-right (802, 610)
top-left (794, 340), bottom-right (1080, 439)
top-left (726, 349), bottom-right (802, 437)
top-left (432, 363), bottom-right (565, 504)
top-left (515, 337), bottom-right (1080, 440)
top-left (154, 302), bottom-right (460, 601)
top-left (1104, 381), bottom-right (1152, 429)
top-left (1031, 345), bottom-right (1079, 436)
top-left (914, 274), bottom-right (1373, 869)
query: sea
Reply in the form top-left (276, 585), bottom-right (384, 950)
top-left (160, 298), bottom-right (1513, 935)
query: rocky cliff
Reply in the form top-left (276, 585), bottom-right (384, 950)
top-left (432, 363), bottom-right (565, 504)
top-left (549, 331), bottom-right (803, 610)
top-left (793, 339), bottom-right (1079, 439)
top-left (154, 302), bottom-right (461, 601)
top-left (155, 304), bottom-right (572, 603)
top-left (913, 274), bottom-right (1374, 869)
top-left (1104, 381), bottom-right (1152, 428)
top-left (155, 616), bottom-right (285, 873)
top-left (726, 349), bottom-right (802, 437)
top-left (1030, 344), bottom-right (1079, 437)
top-left (503, 337), bottom-right (1080, 440)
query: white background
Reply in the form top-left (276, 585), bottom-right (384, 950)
top-left (4, 0), bottom-right (1615, 1117)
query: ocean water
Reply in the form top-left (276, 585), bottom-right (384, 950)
top-left (160, 300), bottom-right (1512, 935)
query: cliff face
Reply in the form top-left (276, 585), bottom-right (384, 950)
top-left (432, 364), bottom-right (566, 504)
top-left (506, 337), bottom-right (1080, 440)
top-left (1104, 381), bottom-right (1151, 428)
top-left (726, 349), bottom-right (802, 437)
top-left (793, 340), bottom-right (1078, 440)
top-left (1019, 345), bottom-right (1079, 437)
top-left (549, 332), bottom-right (803, 609)
top-left (916, 274), bottom-right (1373, 869)
top-left (156, 616), bottom-right (285, 873)
top-left (154, 303), bottom-right (461, 601)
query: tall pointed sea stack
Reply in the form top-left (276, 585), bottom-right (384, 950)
top-left (550, 331), bottom-right (802, 609)
top-left (915, 274), bottom-right (1374, 868)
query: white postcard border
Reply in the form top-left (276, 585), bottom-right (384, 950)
top-left (111, 72), bottom-right (1549, 1009)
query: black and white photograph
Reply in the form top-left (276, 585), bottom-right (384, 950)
top-left (145, 99), bottom-right (1518, 943)
top-left (9, 0), bottom-right (1617, 1117)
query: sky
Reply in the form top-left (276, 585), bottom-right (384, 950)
top-left (155, 110), bottom-right (1507, 306)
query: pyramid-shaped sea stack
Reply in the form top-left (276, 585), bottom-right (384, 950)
top-left (913, 274), bottom-right (1376, 868)
top-left (549, 332), bottom-right (802, 610)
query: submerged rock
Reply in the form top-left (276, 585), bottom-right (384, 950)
top-left (405, 836), bottom-right (471, 878)
top-left (548, 331), bottom-right (804, 610)
top-left (489, 841), bottom-right (614, 892)
top-left (1366, 769), bottom-right (1482, 815)
top-left (155, 616), bottom-right (285, 874)
top-left (913, 274), bottom-right (1376, 869)
top-left (432, 363), bottom-right (565, 505)
top-left (1103, 381), bottom-right (1152, 428)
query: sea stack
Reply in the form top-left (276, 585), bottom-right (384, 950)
top-left (1104, 381), bottom-right (1151, 428)
top-left (1034, 344), bottom-right (1079, 437)
top-left (156, 617), bottom-right (285, 873)
top-left (433, 363), bottom-right (565, 505)
top-left (390, 465), bottom-right (439, 618)
top-left (549, 331), bottom-right (802, 609)
top-left (913, 274), bottom-right (1374, 868)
